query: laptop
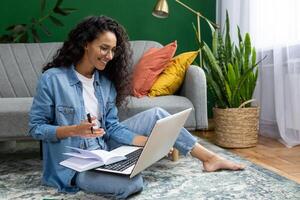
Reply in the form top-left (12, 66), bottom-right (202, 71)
top-left (94, 108), bottom-right (192, 178)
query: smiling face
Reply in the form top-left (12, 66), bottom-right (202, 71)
top-left (82, 31), bottom-right (117, 71)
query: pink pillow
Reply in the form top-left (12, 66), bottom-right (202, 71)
top-left (132, 41), bottom-right (177, 97)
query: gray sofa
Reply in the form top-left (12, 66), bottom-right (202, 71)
top-left (0, 40), bottom-right (207, 144)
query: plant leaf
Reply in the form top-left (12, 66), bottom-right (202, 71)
top-left (251, 47), bottom-right (256, 67)
top-left (217, 33), bottom-right (226, 72)
top-left (49, 15), bottom-right (64, 26)
top-left (206, 73), bottom-right (227, 108)
top-left (0, 34), bottom-right (13, 42)
top-left (205, 18), bottom-right (216, 34)
top-left (233, 59), bottom-right (240, 82)
top-left (13, 32), bottom-right (26, 43)
top-left (202, 43), bottom-right (225, 83)
top-left (37, 22), bottom-right (51, 36)
top-left (227, 63), bottom-right (236, 90)
top-left (54, 6), bottom-right (68, 16)
top-left (6, 24), bottom-right (18, 31)
top-left (225, 10), bottom-right (232, 64)
top-left (61, 8), bottom-right (78, 14)
top-left (10, 24), bottom-right (27, 34)
top-left (30, 28), bottom-right (40, 42)
top-left (231, 63), bottom-right (258, 104)
top-left (237, 26), bottom-right (243, 44)
top-left (243, 33), bottom-right (251, 71)
top-left (225, 81), bottom-right (232, 107)
top-left (212, 30), bottom-right (218, 57)
top-left (192, 23), bottom-right (201, 46)
top-left (54, 0), bottom-right (63, 8)
top-left (40, 0), bottom-right (46, 12)
top-left (19, 32), bottom-right (29, 43)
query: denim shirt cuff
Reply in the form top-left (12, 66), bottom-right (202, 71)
top-left (128, 133), bottom-right (138, 145)
top-left (43, 125), bottom-right (59, 142)
top-left (118, 129), bottom-right (137, 145)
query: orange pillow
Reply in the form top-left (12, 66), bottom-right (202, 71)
top-left (132, 41), bottom-right (177, 97)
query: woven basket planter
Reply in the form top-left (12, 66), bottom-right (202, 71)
top-left (213, 101), bottom-right (259, 148)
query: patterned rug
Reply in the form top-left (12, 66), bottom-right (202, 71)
top-left (0, 139), bottom-right (299, 200)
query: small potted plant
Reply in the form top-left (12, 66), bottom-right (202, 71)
top-left (201, 11), bottom-right (260, 148)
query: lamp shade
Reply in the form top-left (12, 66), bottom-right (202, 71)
top-left (152, 0), bottom-right (169, 18)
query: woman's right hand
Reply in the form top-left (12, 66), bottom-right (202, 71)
top-left (74, 116), bottom-right (105, 138)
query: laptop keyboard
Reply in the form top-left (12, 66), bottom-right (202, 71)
top-left (99, 148), bottom-right (143, 171)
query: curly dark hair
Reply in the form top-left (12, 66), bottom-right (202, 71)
top-left (43, 15), bottom-right (132, 107)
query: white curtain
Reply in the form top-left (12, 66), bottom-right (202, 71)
top-left (216, 0), bottom-right (300, 147)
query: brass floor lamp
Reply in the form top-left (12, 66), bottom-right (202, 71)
top-left (152, 0), bottom-right (218, 67)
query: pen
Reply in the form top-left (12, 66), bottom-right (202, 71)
top-left (99, 116), bottom-right (102, 128)
top-left (86, 113), bottom-right (94, 134)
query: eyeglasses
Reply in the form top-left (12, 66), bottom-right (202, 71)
top-left (99, 45), bottom-right (121, 58)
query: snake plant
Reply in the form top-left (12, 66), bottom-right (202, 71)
top-left (201, 11), bottom-right (259, 108)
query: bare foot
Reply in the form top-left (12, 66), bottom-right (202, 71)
top-left (203, 155), bottom-right (245, 172)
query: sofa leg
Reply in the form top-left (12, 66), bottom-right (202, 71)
top-left (39, 141), bottom-right (43, 160)
top-left (172, 148), bottom-right (179, 161)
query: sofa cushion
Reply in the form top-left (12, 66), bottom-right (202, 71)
top-left (132, 41), bottom-right (177, 97)
top-left (148, 51), bottom-right (199, 97)
top-left (118, 95), bottom-right (196, 130)
top-left (0, 98), bottom-right (32, 139)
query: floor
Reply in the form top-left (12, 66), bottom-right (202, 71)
top-left (3, 138), bottom-right (300, 200)
top-left (193, 131), bottom-right (300, 184)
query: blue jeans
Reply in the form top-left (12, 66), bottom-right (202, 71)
top-left (76, 107), bottom-right (197, 199)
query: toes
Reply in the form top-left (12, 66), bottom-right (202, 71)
top-left (239, 164), bottom-right (246, 170)
top-left (234, 164), bottom-right (245, 170)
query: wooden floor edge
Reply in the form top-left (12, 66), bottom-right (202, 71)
top-left (244, 158), bottom-right (300, 184)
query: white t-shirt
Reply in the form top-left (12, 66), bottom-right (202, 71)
top-left (75, 71), bottom-right (100, 128)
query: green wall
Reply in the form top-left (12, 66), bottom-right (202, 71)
top-left (0, 0), bottom-right (216, 116)
top-left (0, 0), bottom-right (215, 53)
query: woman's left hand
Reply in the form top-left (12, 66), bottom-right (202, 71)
top-left (132, 135), bottom-right (148, 146)
top-left (82, 128), bottom-right (106, 138)
top-left (73, 118), bottom-right (106, 138)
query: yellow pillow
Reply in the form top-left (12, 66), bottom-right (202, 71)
top-left (148, 51), bottom-right (199, 97)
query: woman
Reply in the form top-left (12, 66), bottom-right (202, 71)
top-left (29, 15), bottom-right (244, 199)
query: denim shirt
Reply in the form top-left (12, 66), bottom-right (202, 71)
top-left (28, 65), bottom-right (137, 192)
